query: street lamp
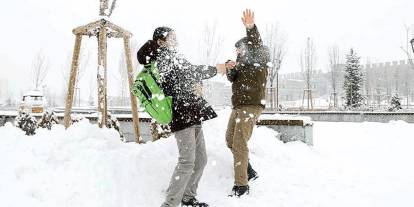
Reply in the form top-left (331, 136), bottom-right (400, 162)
top-left (410, 38), bottom-right (414, 53)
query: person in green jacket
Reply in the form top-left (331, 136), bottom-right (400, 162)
top-left (225, 9), bottom-right (270, 197)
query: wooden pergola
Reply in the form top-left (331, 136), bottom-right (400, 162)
top-left (63, 18), bottom-right (141, 142)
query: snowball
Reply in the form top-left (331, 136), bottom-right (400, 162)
top-left (266, 62), bottom-right (273, 67)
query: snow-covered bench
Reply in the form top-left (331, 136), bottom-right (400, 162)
top-left (257, 114), bottom-right (313, 146)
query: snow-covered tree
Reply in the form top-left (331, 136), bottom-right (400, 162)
top-left (37, 111), bottom-right (59, 130)
top-left (388, 93), bottom-right (402, 112)
top-left (343, 48), bottom-right (364, 109)
top-left (15, 111), bottom-right (37, 136)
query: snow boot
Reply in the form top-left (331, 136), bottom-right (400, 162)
top-left (181, 197), bottom-right (209, 207)
top-left (247, 162), bottom-right (259, 181)
top-left (229, 185), bottom-right (250, 197)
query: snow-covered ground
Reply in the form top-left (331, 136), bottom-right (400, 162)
top-left (1, 109), bottom-right (413, 207)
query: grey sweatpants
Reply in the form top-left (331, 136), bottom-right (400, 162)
top-left (161, 125), bottom-right (207, 207)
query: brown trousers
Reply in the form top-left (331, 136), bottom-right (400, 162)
top-left (225, 105), bottom-right (263, 186)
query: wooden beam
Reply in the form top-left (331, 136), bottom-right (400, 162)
top-left (97, 25), bottom-right (108, 128)
top-left (123, 36), bottom-right (141, 143)
top-left (72, 20), bottom-right (101, 35)
top-left (107, 21), bottom-right (132, 37)
top-left (64, 34), bottom-right (82, 128)
top-left (72, 19), bottom-right (130, 39)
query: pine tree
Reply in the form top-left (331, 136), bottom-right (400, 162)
top-left (343, 49), bottom-right (364, 109)
top-left (388, 93), bottom-right (402, 112)
top-left (15, 110), bottom-right (37, 135)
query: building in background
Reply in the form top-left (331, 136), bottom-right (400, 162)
top-left (275, 60), bottom-right (414, 110)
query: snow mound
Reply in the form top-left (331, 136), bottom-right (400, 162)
top-left (1, 109), bottom-right (414, 207)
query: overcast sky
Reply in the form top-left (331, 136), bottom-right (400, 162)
top-left (1, 0), bottom-right (414, 99)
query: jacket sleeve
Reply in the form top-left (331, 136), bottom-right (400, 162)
top-left (226, 69), bottom-right (237, 82)
top-left (180, 58), bottom-right (217, 80)
top-left (246, 25), bottom-right (263, 47)
top-left (195, 65), bottom-right (217, 80)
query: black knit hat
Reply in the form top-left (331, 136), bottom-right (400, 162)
top-left (153, 26), bottom-right (174, 41)
top-left (235, 37), bottom-right (249, 48)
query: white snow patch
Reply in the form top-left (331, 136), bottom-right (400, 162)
top-left (1, 109), bottom-right (414, 206)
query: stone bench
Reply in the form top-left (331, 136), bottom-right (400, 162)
top-left (257, 114), bottom-right (313, 146)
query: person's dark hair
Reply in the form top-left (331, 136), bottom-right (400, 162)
top-left (137, 26), bottom-right (174, 65)
top-left (137, 40), bottom-right (158, 65)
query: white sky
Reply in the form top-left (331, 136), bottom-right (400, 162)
top-left (0, 0), bottom-right (414, 99)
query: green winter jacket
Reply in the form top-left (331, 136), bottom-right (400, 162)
top-left (227, 25), bottom-right (270, 109)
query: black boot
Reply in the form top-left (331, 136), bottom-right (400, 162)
top-left (229, 185), bottom-right (250, 197)
top-left (247, 162), bottom-right (258, 181)
top-left (181, 197), bottom-right (209, 207)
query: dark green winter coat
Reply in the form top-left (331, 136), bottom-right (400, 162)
top-left (227, 25), bottom-right (270, 109)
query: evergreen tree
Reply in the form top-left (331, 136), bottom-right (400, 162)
top-left (343, 49), bottom-right (364, 109)
top-left (388, 93), bottom-right (402, 112)
top-left (15, 110), bottom-right (37, 136)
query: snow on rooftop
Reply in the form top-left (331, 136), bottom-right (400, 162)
top-left (23, 90), bottom-right (43, 97)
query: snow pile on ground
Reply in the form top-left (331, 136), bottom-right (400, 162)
top-left (1, 109), bottom-right (414, 207)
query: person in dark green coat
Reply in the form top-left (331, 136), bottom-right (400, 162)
top-left (225, 9), bottom-right (270, 197)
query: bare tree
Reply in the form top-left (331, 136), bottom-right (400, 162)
top-left (328, 46), bottom-right (340, 109)
top-left (199, 22), bottom-right (223, 65)
top-left (31, 51), bottom-right (49, 90)
top-left (401, 25), bottom-right (414, 71)
top-left (400, 25), bottom-right (414, 107)
top-left (61, 49), bottom-right (90, 106)
top-left (118, 53), bottom-right (128, 106)
top-left (300, 37), bottom-right (317, 110)
top-left (264, 24), bottom-right (287, 110)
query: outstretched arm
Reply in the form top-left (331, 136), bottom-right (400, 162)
top-left (195, 65), bottom-right (218, 79)
top-left (242, 9), bottom-right (263, 46)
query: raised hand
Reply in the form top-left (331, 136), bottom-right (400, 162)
top-left (241, 9), bottom-right (255, 29)
top-left (225, 60), bottom-right (236, 70)
top-left (216, 63), bottom-right (227, 75)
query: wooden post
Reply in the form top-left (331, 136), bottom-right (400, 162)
top-left (123, 36), bottom-right (141, 143)
top-left (97, 23), bottom-right (108, 128)
top-left (64, 34), bottom-right (82, 128)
